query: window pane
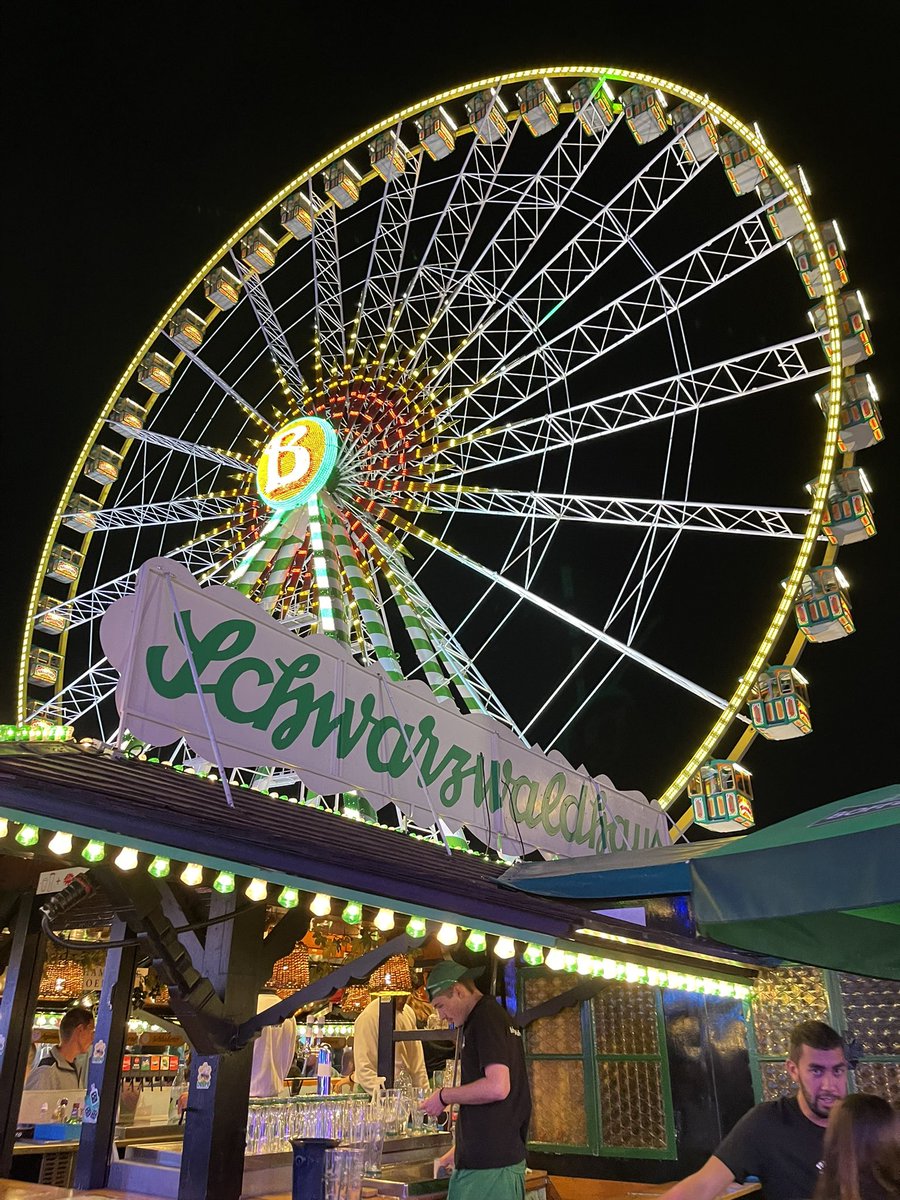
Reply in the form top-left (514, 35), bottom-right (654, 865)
top-left (527, 1058), bottom-right (588, 1145)
top-left (598, 1059), bottom-right (667, 1149)
top-left (593, 982), bottom-right (659, 1055)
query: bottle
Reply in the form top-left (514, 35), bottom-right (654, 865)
top-left (68, 1102), bottom-right (81, 1123)
top-left (168, 1064), bottom-right (188, 1123)
top-left (52, 1097), bottom-right (69, 1122)
top-left (316, 1044), bottom-right (332, 1096)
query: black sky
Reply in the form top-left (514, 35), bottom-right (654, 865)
top-left (3, 4), bottom-right (896, 831)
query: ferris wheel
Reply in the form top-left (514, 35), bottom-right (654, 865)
top-left (18, 67), bottom-right (882, 832)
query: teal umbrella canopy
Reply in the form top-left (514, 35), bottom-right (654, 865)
top-left (500, 784), bottom-right (900, 980)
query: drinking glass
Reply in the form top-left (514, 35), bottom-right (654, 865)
top-left (325, 1145), bottom-right (366, 1200)
top-left (361, 1111), bottom-right (386, 1175)
top-left (409, 1087), bottom-right (429, 1132)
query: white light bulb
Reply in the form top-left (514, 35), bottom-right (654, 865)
top-left (48, 830), bottom-right (73, 855)
top-left (373, 908), bottom-right (395, 931)
top-left (180, 863), bottom-right (203, 887)
top-left (310, 893), bottom-right (332, 916)
top-left (494, 936), bottom-right (516, 960)
top-left (245, 878), bottom-right (268, 902)
top-left (115, 846), bottom-right (139, 871)
top-left (545, 948), bottom-right (565, 971)
top-left (437, 923), bottom-right (458, 946)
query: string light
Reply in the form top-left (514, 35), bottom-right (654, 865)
top-left (373, 908), bottom-right (395, 931)
top-left (342, 900), bottom-right (363, 925)
top-left (545, 948), bottom-right (565, 971)
top-left (405, 916), bottom-right (427, 937)
top-left (310, 893), bottom-right (332, 917)
top-left (278, 886), bottom-right (300, 909)
top-left (82, 839), bottom-right (105, 862)
top-left (148, 856), bottom-right (170, 878)
top-left (523, 944), bottom-right (544, 966)
top-left (15, 824), bottom-right (40, 847)
top-left (245, 878), bottom-right (268, 902)
top-left (0, 817), bottom-right (8, 838)
top-left (48, 830), bottom-right (73, 855)
top-left (213, 870), bottom-right (235, 894)
top-left (180, 863), bottom-right (203, 886)
top-left (437, 923), bottom-right (458, 946)
top-left (494, 936), bottom-right (516, 959)
top-left (464, 930), bottom-right (486, 952)
top-left (115, 846), bottom-right (139, 871)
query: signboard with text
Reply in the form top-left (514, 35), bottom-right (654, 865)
top-left (100, 559), bottom-right (668, 859)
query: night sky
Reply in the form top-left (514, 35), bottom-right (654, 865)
top-left (4, 5), bottom-right (896, 834)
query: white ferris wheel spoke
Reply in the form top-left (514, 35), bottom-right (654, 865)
top-left (430, 337), bottom-right (825, 476)
top-left (394, 519), bottom-right (738, 714)
top-left (309, 190), bottom-right (347, 378)
top-left (87, 495), bottom-right (250, 532)
top-left (435, 204), bottom-right (781, 431)
top-left (162, 329), bottom-right (273, 429)
top-left (408, 488), bottom-right (813, 539)
top-left (239, 264), bottom-right (313, 408)
top-left (107, 421), bottom-right (253, 472)
top-left (423, 121), bottom-right (709, 398)
top-left (27, 657), bottom-right (121, 728)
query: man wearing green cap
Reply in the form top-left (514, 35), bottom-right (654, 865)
top-left (419, 960), bottom-right (531, 1200)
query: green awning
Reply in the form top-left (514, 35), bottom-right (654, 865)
top-left (501, 784), bottom-right (900, 980)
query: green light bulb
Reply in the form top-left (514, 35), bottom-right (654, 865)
top-left (278, 886), bottom-right (299, 909)
top-left (523, 943), bottom-right (544, 966)
top-left (82, 839), bottom-right (105, 862)
top-left (342, 900), bottom-right (362, 925)
top-left (148, 856), bottom-right (170, 878)
top-left (406, 916), bottom-right (427, 937)
top-left (465, 930), bottom-right (487, 952)
top-left (15, 824), bottom-right (40, 847)
top-left (213, 871), bottom-right (235, 894)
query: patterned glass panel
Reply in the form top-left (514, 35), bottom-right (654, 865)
top-left (751, 967), bottom-right (829, 1057)
top-left (598, 1059), bottom-right (667, 1149)
top-left (527, 1058), bottom-right (588, 1146)
top-left (593, 982), bottom-right (659, 1055)
top-left (838, 973), bottom-right (900, 1056)
top-left (854, 1061), bottom-right (900, 1105)
top-left (523, 973), bottom-right (583, 1055)
top-left (759, 1059), bottom-right (794, 1102)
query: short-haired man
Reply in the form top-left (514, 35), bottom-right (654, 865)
top-left (419, 961), bottom-right (532, 1200)
top-left (661, 1020), bottom-right (848, 1200)
top-left (24, 1007), bottom-right (95, 1091)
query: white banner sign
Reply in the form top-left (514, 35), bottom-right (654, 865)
top-left (100, 560), bottom-right (669, 859)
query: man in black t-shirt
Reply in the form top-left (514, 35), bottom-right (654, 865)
top-left (661, 1021), bottom-right (848, 1200)
top-left (419, 960), bottom-right (532, 1200)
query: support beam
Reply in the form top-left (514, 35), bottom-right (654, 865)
top-left (74, 917), bottom-right (138, 1189)
top-left (177, 894), bottom-right (265, 1200)
top-left (0, 891), bottom-right (48, 1178)
top-left (377, 995), bottom-right (397, 1088)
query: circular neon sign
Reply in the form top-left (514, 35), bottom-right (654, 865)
top-left (256, 418), bottom-right (338, 509)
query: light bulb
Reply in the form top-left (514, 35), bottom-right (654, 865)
top-left (48, 830), bottom-right (73, 855)
top-left (245, 878), bottom-right (268, 902)
top-left (148, 856), bottom-right (170, 878)
top-left (465, 930), bottom-right (487, 953)
top-left (115, 846), bottom-right (139, 871)
top-left (494, 936), bottom-right (516, 960)
top-left (213, 871), bottom-right (235, 894)
top-left (405, 916), bottom-right (427, 937)
top-left (563, 953), bottom-right (578, 973)
top-left (545, 948), bottom-right (565, 971)
top-left (523, 943), bottom-right (544, 966)
top-left (342, 900), bottom-right (362, 925)
top-left (576, 954), bottom-right (593, 976)
top-left (16, 824), bottom-right (40, 847)
top-left (437, 923), bottom-right (458, 946)
top-left (180, 863), bottom-right (203, 887)
top-left (278, 886), bottom-right (299, 909)
top-left (373, 908), bottom-right (395, 932)
top-left (310, 893), bottom-right (332, 917)
top-left (82, 839), bottom-right (105, 862)
top-left (0, 817), bottom-right (8, 838)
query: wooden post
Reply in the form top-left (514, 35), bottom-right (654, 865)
top-left (0, 891), bottom-right (48, 1178)
top-left (177, 893), bottom-right (265, 1200)
top-left (376, 994), bottom-right (396, 1088)
top-left (73, 917), bottom-right (138, 1189)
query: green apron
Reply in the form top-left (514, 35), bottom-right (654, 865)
top-left (447, 1160), bottom-right (526, 1200)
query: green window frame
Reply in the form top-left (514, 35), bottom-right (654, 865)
top-left (520, 970), bottom-right (676, 1160)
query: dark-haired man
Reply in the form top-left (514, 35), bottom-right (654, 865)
top-left (661, 1020), bottom-right (848, 1200)
top-left (25, 1006), bottom-right (94, 1090)
top-left (419, 961), bottom-right (531, 1200)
